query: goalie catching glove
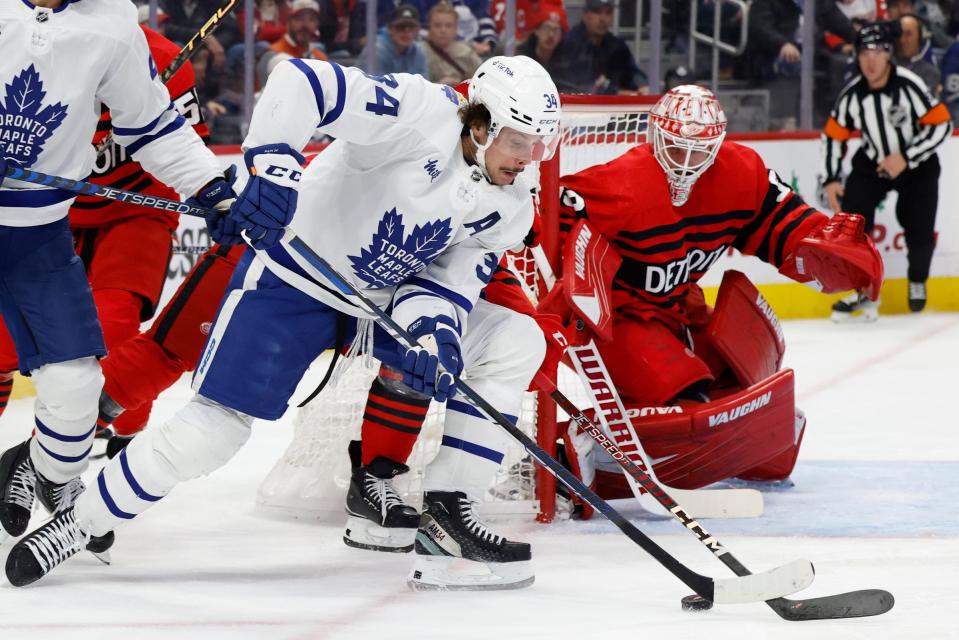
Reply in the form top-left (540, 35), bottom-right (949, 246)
top-left (786, 212), bottom-right (883, 300)
top-left (229, 143), bottom-right (305, 250)
top-left (399, 315), bottom-right (463, 402)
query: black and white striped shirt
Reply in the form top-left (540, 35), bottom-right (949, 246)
top-left (821, 64), bottom-right (953, 183)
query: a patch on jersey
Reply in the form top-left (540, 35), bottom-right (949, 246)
top-left (441, 85), bottom-right (463, 106)
top-left (348, 208), bottom-right (453, 288)
top-left (0, 65), bottom-right (68, 167)
top-left (886, 103), bottom-right (909, 128)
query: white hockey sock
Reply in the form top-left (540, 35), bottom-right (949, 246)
top-left (29, 358), bottom-right (103, 484)
top-left (75, 395), bottom-right (252, 536)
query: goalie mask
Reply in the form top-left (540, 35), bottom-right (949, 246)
top-left (647, 85), bottom-right (727, 206)
top-left (467, 56), bottom-right (561, 178)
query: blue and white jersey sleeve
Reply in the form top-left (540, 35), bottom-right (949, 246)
top-left (99, 24), bottom-right (221, 198)
top-left (391, 197), bottom-right (534, 336)
top-left (244, 59), bottom-right (461, 152)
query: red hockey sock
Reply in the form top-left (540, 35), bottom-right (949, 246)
top-left (360, 375), bottom-right (431, 466)
top-left (0, 371), bottom-right (13, 420)
top-left (101, 334), bottom-right (188, 412)
top-left (110, 402), bottom-right (153, 437)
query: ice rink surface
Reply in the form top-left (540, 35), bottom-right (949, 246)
top-left (0, 312), bottom-right (956, 639)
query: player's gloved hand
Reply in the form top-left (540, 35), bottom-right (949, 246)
top-left (190, 166), bottom-right (241, 245)
top-left (793, 212), bottom-right (884, 301)
top-left (230, 143), bottom-right (305, 250)
top-left (531, 313), bottom-right (571, 389)
top-left (399, 315), bottom-right (463, 402)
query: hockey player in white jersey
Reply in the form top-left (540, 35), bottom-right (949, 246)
top-left (0, 0), bottom-right (234, 550)
top-left (6, 55), bottom-right (560, 590)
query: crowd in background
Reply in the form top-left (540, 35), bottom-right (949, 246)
top-left (138, 0), bottom-right (959, 141)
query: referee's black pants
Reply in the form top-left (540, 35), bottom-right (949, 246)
top-left (841, 149), bottom-right (940, 283)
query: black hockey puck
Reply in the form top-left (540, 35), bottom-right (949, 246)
top-left (681, 594), bottom-right (714, 611)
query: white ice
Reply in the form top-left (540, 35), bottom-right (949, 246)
top-left (0, 313), bottom-right (957, 640)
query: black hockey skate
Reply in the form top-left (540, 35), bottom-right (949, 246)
top-left (344, 457), bottom-right (419, 553)
top-left (5, 507), bottom-right (115, 587)
top-left (408, 490), bottom-right (533, 591)
top-left (831, 290), bottom-right (879, 323)
top-left (0, 440), bottom-right (37, 539)
top-left (908, 281), bottom-right (927, 312)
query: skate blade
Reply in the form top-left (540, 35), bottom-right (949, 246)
top-left (343, 516), bottom-right (414, 553)
top-left (831, 307), bottom-right (879, 324)
top-left (407, 555), bottom-right (534, 591)
top-left (89, 549), bottom-right (111, 565)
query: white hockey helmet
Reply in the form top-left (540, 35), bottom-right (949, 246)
top-left (647, 85), bottom-right (727, 206)
top-left (467, 56), bottom-right (561, 173)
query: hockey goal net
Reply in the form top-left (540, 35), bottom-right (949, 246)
top-left (256, 95), bottom-right (657, 523)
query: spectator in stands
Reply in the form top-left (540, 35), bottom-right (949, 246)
top-left (360, 4), bottom-right (429, 77)
top-left (237, 0), bottom-right (292, 44)
top-left (161, 0), bottom-right (240, 77)
top-left (270, 0), bottom-right (328, 59)
top-left (425, 2), bottom-right (483, 85)
top-left (743, 0), bottom-right (809, 128)
top-left (551, 0), bottom-right (648, 95)
top-left (491, 0), bottom-right (569, 43)
top-left (319, 0), bottom-right (367, 56)
top-left (887, 0), bottom-right (954, 48)
top-left (897, 14), bottom-right (943, 91)
top-left (517, 14), bottom-right (565, 74)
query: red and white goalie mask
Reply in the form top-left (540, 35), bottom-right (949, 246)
top-left (647, 85), bottom-right (727, 207)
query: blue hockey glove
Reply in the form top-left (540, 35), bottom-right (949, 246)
top-left (190, 165), bottom-right (241, 245)
top-left (230, 143), bottom-right (305, 250)
top-left (399, 315), bottom-right (463, 402)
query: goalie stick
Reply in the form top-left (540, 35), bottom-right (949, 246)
top-left (527, 244), bottom-right (763, 519)
top-left (539, 376), bottom-right (894, 620)
top-left (6, 168), bottom-right (870, 613)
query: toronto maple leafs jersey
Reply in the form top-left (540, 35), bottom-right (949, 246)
top-left (0, 0), bottom-right (221, 227)
top-left (247, 59), bottom-right (535, 334)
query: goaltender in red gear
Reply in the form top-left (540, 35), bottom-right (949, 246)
top-left (549, 85), bottom-right (882, 495)
top-left (0, 25), bottom-right (210, 433)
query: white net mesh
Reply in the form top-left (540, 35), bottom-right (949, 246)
top-left (256, 97), bottom-right (654, 522)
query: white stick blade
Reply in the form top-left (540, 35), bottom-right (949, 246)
top-left (712, 559), bottom-right (815, 604)
top-left (667, 488), bottom-right (764, 519)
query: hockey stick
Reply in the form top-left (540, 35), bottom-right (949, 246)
top-left (527, 245), bottom-right (763, 519)
top-left (159, 0), bottom-right (241, 85)
top-left (539, 376), bottom-right (894, 620)
top-left (275, 231), bottom-right (814, 605)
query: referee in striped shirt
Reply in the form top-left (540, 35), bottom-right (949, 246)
top-left (821, 21), bottom-right (952, 317)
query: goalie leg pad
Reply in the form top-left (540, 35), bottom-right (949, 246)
top-left (707, 270), bottom-right (786, 386)
top-left (598, 317), bottom-right (713, 405)
top-left (590, 370), bottom-right (799, 491)
top-left (737, 408), bottom-right (807, 481)
top-left (74, 395), bottom-right (252, 537)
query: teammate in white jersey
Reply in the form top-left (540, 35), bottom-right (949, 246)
top-left (0, 0), bottom-right (235, 550)
top-left (6, 55), bottom-right (561, 590)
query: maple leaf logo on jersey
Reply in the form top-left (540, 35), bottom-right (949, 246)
top-left (348, 208), bottom-right (453, 288)
top-left (0, 65), bottom-right (68, 168)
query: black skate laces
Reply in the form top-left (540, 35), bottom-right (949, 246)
top-left (5, 457), bottom-right (37, 512)
top-left (24, 510), bottom-right (86, 574)
top-left (363, 474), bottom-right (406, 522)
top-left (457, 497), bottom-right (504, 546)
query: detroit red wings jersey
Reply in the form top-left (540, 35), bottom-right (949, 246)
top-left (70, 26), bottom-right (208, 228)
top-left (558, 142), bottom-right (827, 328)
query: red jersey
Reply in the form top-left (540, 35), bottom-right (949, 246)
top-left (70, 26), bottom-right (209, 228)
top-left (492, 0), bottom-right (569, 41)
top-left (558, 142), bottom-right (827, 328)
